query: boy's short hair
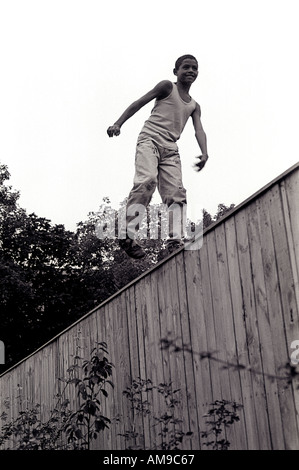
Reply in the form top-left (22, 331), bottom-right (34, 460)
top-left (174, 54), bottom-right (198, 70)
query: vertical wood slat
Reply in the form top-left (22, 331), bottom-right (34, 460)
top-left (111, 292), bottom-right (130, 450)
top-left (246, 200), bottom-right (285, 449)
top-left (105, 301), bottom-right (119, 449)
top-left (283, 171), bottom-right (299, 438)
top-left (142, 273), bottom-right (167, 450)
top-left (197, 238), bottom-right (223, 421)
top-left (155, 262), bottom-right (173, 450)
top-left (216, 223), bottom-right (248, 449)
top-left (224, 216), bottom-right (260, 449)
top-left (176, 251), bottom-right (201, 449)
top-left (281, 179), bottom-right (299, 316)
top-left (172, 255), bottom-right (195, 449)
top-left (0, 164), bottom-right (298, 451)
top-left (183, 246), bottom-right (214, 449)
top-left (97, 304), bottom-right (113, 450)
top-left (206, 228), bottom-right (246, 449)
top-left (162, 256), bottom-right (191, 449)
top-left (234, 209), bottom-right (273, 449)
top-left (125, 287), bottom-right (144, 450)
top-left (264, 183), bottom-right (299, 448)
top-left (138, 274), bottom-right (153, 448)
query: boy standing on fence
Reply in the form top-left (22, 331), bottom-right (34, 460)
top-left (107, 54), bottom-right (209, 259)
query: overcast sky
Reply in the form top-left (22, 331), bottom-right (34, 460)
top-left (1, 0), bottom-right (298, 231)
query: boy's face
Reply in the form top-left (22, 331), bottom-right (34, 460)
top-left (174, 58), bottom-right (198, 85)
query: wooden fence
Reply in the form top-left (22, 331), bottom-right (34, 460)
top-left (1, 163), bottom-right (299, 450)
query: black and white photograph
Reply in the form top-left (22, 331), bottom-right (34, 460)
top-left (0, 0), bottom-right (298, 458)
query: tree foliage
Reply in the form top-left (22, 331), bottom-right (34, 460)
top-left (0, 165), bottom-right (153, 371)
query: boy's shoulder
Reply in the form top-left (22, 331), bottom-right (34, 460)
top-left (158, 79), bottom-right (173, 87)
top-left (155, 80), bottom-right (173, 99)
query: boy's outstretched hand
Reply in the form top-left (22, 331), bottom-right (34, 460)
top-left (194, 154), bottom-right (209, 172)
top-left (107, 125), bottom-right (121, 137)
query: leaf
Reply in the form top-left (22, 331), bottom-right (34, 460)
top-left (83, 400), bottom-right (97, 416)
top-left (95, 419), bottom-right (109, 432)
top-left (67, 364), bottom-right (80, 373)
top-left (75, 429), bottom-right (83, 439)
top-left (91, 375), bottom-right (100, 385)
top-left (69, 378), bottom-right (81, 385)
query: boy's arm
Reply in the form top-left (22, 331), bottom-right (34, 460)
top-left (107, 80), bottom-right (173, 137)
top-left (192, 103), bottom-right (209, 171)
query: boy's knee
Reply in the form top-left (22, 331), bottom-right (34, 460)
top-left (145, 179), bottom-right (157, 192)
top-left (162, 187), bottom-right (187, 207)
top-left (132, 178), bottom-right (157, 193)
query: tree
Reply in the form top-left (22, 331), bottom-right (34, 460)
top-left (0, 165), bottom-right (155, 371)
top-left (202, 203), bottom-right (235, 229)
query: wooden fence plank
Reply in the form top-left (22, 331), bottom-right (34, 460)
top-left (124, 287), bottom-right (144, 450)
top-left (246, 199), bottom-right (285, 449)
top-left (205, 229), bottom-right (242, 448)
top-left (155, 260), bottom-right (179, 450)
top-left (102, 302), bottom-right (118, 449)
top-left (134, 278), bottom-right (151, 449)
top-left (166, 255), bottom-right (194, 450)
top-left (111, 292), bottom-right (131, 450)
top-left (283, 170), bottom-right (299, 440)
top-left (197, 237), bottom-right (223, 414)
top-left (283, 172), bottom-right (299, 312)
top-left (263, 183), bottom-right (299, 449)
top-left (183, 246), bottom-right (216, 449)
top-left (214, 222), bottom-right (248, 450)
top-left (224, 216), bottom-right (259, 450)
top-left (176, 250), bottom-right (201, 449)
top-left (234, 209), bottom-right (272, 449)
top-left (141, 272), bottom-right (167, 450)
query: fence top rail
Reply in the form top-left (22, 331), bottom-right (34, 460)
top-left (1, 161), bottom-right (298, 378)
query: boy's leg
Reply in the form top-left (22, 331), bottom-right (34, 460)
top-left (119, 140), bottom-right (159, 258)
top-left (157, 146), bottom-right (187, 248)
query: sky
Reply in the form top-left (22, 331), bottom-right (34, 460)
top-left (0, 0), bottom-right (298, 232)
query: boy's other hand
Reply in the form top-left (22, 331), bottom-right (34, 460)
top-left (107, 125), bottom-right (121, 137)
top-left (194, 154), bottom-right (209, 172)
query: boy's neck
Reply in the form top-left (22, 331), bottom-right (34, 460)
top-left (175, 81), bottom-right (192, 99)
top-left (176, 80), bottom-right (192, 93)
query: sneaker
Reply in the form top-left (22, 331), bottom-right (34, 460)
top-left (119, 238), bottom-right (146, 259)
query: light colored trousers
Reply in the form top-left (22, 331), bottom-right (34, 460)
top-left (126, 139), bottom-right (187, 240)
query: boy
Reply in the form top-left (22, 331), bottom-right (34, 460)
top-left (107, 54), bottom-right (209, 259)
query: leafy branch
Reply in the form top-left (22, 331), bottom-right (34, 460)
top-left (0, 341), bottom-right (114, 450)
top-left (121, 378), bottom-right (242, 450)
top-left (121, 378), bottom-right (193, 450)
top-left (201, 399), bottom-right (243, 450)
top-left (64, 342), bottom-right (113, 448)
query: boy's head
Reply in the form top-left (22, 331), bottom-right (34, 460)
top-left (173, 55), bottom-right (198, 84)
top-left (174, 54), bottom-right (198, 71)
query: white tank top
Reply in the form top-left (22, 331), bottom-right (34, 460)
top-left (137, 83), bottom-right (197, 150)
